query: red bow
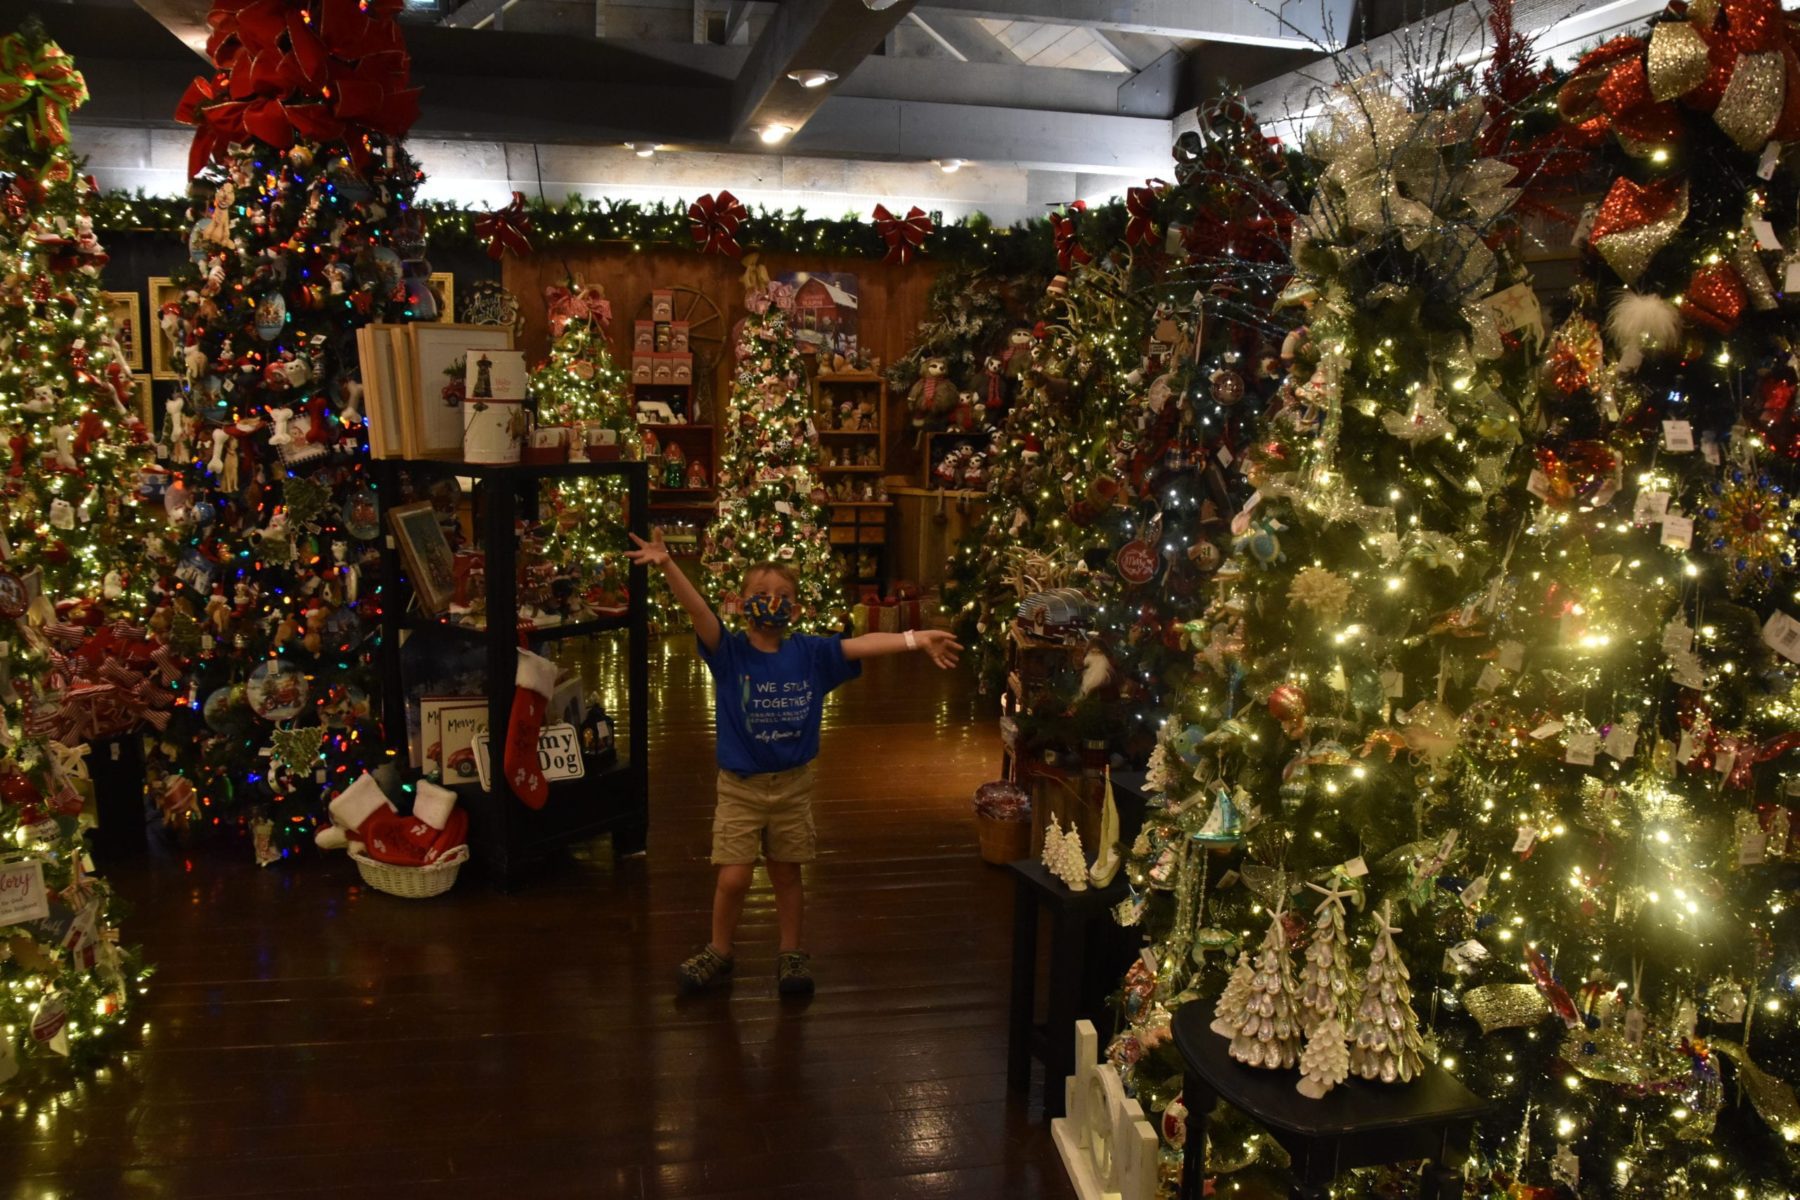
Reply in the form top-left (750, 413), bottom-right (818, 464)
top-left (475, 191), bottom-right (533, 260)
top-left (175, 0), bottom-right (419, 178)
top-left (545, 282), bottom-right (611, 338)
top-left (872, 204), bottom-right (933, 265)
top-left (1123, 183), bottom-right (1162, 247)
top-left (688, 191), bottom-right (747, 257)
top-left (1051, 205), bottom-right (1091, 271)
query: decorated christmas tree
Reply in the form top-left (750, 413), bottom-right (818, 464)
top-left (533, 279), bottom-right (633, 607)
top-left (702, 293), bottom-right (840, 627)
top-left (0, 17), bottom-right (148, 1087)
top-left (144, 0), bottom-right (424, 853)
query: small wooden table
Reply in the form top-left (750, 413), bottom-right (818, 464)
top-left (1171, 1001), bottom-right (1487, 1200)
top-left (1006, 859), bottom-right (1133, 1118)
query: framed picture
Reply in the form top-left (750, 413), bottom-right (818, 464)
top-left (147, 277), bottom-right (182, 380)
top-left (777, 271), bottom-right (859, 361)
top-left (430, 272), bottom-right (455, 324)
top-left (102, 291), bottom-right (142, 369)
top-left (357, 325), bottom-right (406, 460)
top-left (405, 323), bottom-right (513, 460)
top-left (419, 694), bottom-right (484, 780)
top-left (132, 377), bottom-right (153, 431)
top-left (388, 500), bottom-right (457, 615)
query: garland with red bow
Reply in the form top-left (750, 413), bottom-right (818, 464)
top-left (476, 191), bottom-right (533, 260)
top-left (688, 190), bottom-right (748, 258)
top-left (174, 0), bottom-right (421, 179)
top-left (872, 204), bottom-right (933, 265)
top-left (1051, 202), bottom-right (1092, 271)
top-left (1122, 183), bottom-right (1163, 248)
top-left (0, 34), bottom-right (88, 152)
top-left (544, 281), bottom-right (611, 338)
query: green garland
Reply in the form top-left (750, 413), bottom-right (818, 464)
top-left (90, 191), bottom-right (1134, 272)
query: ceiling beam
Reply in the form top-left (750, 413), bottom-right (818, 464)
top-left (917, 0), bottom-right (1354, 50)
top-left (722, 0), bottom-right (755, 44)
top-left (729, 0), bottom-right (918, 143)
top-left (906, 11), bottom-right (1020, 64)
top-left (1088, 28), bottom-right (1168, 71)
top-left (131, 0), bottom-right (211, 59)
top-left (444, 0), bottom-right (520, 30)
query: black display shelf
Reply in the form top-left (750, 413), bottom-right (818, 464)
top-left (373, 457), bottom-right (650, 889)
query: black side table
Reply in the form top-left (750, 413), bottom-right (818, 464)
top-left (1006, 859), bottom-right (1135, 1118)
top-left (1171, 1000), bottom-right (1487, 1200)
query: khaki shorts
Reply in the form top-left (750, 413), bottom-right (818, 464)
top-left (712, 762), bottom-right (817, 865)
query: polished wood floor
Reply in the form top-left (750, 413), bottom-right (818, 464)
top-left (2, 641), bottom-right (1079, 1199)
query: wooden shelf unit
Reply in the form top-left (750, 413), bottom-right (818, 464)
top-left (812, 372), bottom-right (893, 596)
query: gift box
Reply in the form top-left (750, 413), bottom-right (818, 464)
top-left (652, 289), bottom-right (674, 322)
top-left (890, 580), bottom-right (923, 630)
top-left (877, 603), bottom-right (902, 633)
top-left (670, 321), bottom-right (690, 353)
top-left (671, 353), bottom-right (693, 385)
top-left (633, 321), bottom-right (654, 353)
top-left (652, 355), bottom-right (675, 385)
top-left (631, 356), bottom-right (653, 385)
top-left (522, 425), bottom-right (570, 465)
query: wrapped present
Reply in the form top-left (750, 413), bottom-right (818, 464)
top-left (858, 589), bottom-right (887, 633)
top-left (888, 580), bottom-right (923, 630)
top-left (877, 603), bottom-right (902, 633)
top-left (850, 604), bottom-right (870, 635)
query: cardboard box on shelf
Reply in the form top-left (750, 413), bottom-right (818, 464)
top-left (633, 321), bottom-right (654, 353)
top-left (670, 321), bottom-right (690, 352)
top-left (672, 353), bottom-right (693, 385)
top-left (652, 355), bottom-right (675, 385)
top-left (632, 356), bottom-right (653, 385)
top-left (651, 289), bottom-right (674, 322)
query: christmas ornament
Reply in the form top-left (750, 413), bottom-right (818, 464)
top-left (245, 658), bottom-right (308, 721)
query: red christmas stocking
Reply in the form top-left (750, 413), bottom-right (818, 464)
top-left (505, 650), bottom-right (559, 809)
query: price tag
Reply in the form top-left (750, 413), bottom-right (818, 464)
top-left (1476, 663), bottom-right (1506, 693)
top-left (1341, 856), bottom-right (1368, 878)
top-left (1788, 260), bottom-right (1800, 294)
top-left (1513, 826), bottom-right (1538, 854)
top-left (1497, 641), bottom-right (1525, 672)
top-left (1527, 469), bottom-right (1551, 501)
top-left (1380, 669), bottom-right (1404, 699)
top-left (1739, 814), bottom-right (1768, 866)
top-left (0, 858), bottom-right (48, 927)
top-left (1241, 490), bottom-right (1263, 515)
top-left (1753, 218), bottom-right (1783, 252)
top-left (1715, 748), bottom-right (1739, 778)
top-left (1702, 432), bottom-right (1723, 465)
top-left (1677, 728), bottom-right (1700, 764)
top-left (1603, 722), bottom-right (1638, 760)
top-left (1460, 874), bottom-right (1489, 907)
top-left (1634, 490), bottom-right (1670, 524)
top-left (1661, 514), bottom-right (1694, 549)
top-left (1759, 141), bottom-right (1783, 179)
top-left (1216, 445), bottom-right (1233, 468)
top-left (1565, 732), bottom-right (1599, 766)
top-left (1531, 719), bottom-right (1565, 740)
top-left (1593, 473), bottom-right (1621, 507)
top-left (1663, 420), bottom-right (1695, 452)
top-left (1764, 610), bottom-right (1800, 664)
top-left (1670, 650), bottom-right (1706, 689)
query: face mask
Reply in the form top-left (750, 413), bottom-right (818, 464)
top-left (744, 592), bottom-right (793, 631)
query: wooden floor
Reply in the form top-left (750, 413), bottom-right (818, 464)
top-left (1, 641), bottom-right (1079, 1199)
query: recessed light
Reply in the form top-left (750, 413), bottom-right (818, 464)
top-left (626, 142), bottom-right (659, 158)
top-left (937, 158), bottom-right (966, 173)
top-left (786, 69), bottom-right (838, 89)
top-left (759, 124), bottom-right (793, 145)
top-left (861, 0), bottom-right (902, 8)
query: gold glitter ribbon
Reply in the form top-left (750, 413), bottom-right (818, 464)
top-left (1589, 177), bottom-right (1688, 286)
top-left (1733, 237), bottom-right (1778, 310)
top-left (1713, 1039), bottom-right (1800, 1139)
top-left (1714, 48), bottom-right (1786, 150)
top-left (1648, 21), bottom-right (1712, 101)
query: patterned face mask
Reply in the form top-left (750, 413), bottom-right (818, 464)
top-left (743, 592), bottom-right (793, 631)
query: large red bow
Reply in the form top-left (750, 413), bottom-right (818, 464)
top-left (688, 191), bottom-right (747, 258)
top-left (872, 204), bottom-right (933, 265)
top-left (545, 282), bottom-right (611, 338)
top-left (1051, 204), bottom-right (1091, 271)
top-left (0, 35), bottom-right (89, 152)
top-left (475, 191), bottom-right (533, 260)
top-left (1123, 183), bottom-right (1163, 248)
top-left (175, 0), bottom-right (420, 178)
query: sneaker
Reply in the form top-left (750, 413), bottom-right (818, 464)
top-left (676, 945), bottom-right (734, 995)
top-left (777, 950), bottom-right (814, 998)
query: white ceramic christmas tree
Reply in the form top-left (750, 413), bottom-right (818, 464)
top-left (1296, 1014), bottom-right (1351, 1099)
top-left (1222, 906), bottom-right (1302, 1070)
top-left (1210, 952), bottom-right (1255, 1037)
top-left (1297, 881), bottom-right (1355, 1035)
top-left (1056, 822), bottom-right (1089, 891)
top-left (1346, 901), bottom-right (1426, 1084)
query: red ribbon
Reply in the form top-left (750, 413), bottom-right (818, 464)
top-left (175, 0), bottom-right (420, 178)
top-left (1686, 262), bottom-right (1748, 334)
top-left (475, 191), bottom-right (533, 261)
top-left (872, 203), bottom-right (932, 265)
top-left (1051, 204), bottom-right (1091, 271)
top-left (544, 282), bottom-right (610, 338)
top-left (688, 191), bottom-right (747, 258)
top-left (1123, 183), bottom-right (1162, 247)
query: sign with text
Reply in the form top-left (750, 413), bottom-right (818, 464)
top-left (473, 723), bottom-right (585, 792)
top-left (0, 858), bottom-right (49, 927)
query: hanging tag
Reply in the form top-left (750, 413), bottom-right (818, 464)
top-left (1715, 748), bottom-right (1739, 778)
top-left (1531, 719), bottom-right (1565, 740)
top-left (1240, 490), bottom-right (1262, 516)
top-left (1497, 641), bottom-right (1525, 672)
top-left (1603, 722), bottom-right (1638, 760)
top-left (1661, 514), bottom-right (1694, 549)
top-left (1513, 826), bottom-right (1537, 854)
top-left (1663, 420), bottom-right (1695, 452)
top-left (1526, 469), bottom-right (1551, 501)
top-left (1701, 432), bottom-right (1723, 465)
top-left (1738, 811), bottom-right (1769, 866)
top-left (1340, 856), bottom-right (1368, 878)
top-left (1380, 668), bottom-right (1404, 699)
top-left (1140, 947), bottom-right (1159, 974)
top-left (1763, 610), bottom-right (1800, 663)
top-left (1565, 732), bottom-right (1599, 766)
top-left (1460, 874), bottom-right (1489, 907)
top-left (1677, 728), bottom-right (1699, 763)
top-left (1663, 620), bottom-right (1693, 655)
top-left (1759, 141), bottom-right (1783, 179)
top-left (1216, 445), bottom-right (1233, 469)
top-left (1670, 650), bottom-right (1706, 689)
top-left (1633, 490), bottom-right (1670, 524)
top-left (1475, 663), bottom-right (1506, 693)
top-left (1753, 218), bottom-right (1783, 252)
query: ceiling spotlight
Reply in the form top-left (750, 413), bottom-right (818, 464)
top-left (625, 142), bottom-right (659, 158)
top-left (786, 69), bottom-right (838, 89)
top-left (937, 158), bottom-right (966, 173)
top-left (861, 0), bottom-right (903, 8)
top-left (759, 123), bottom-right (793, 145)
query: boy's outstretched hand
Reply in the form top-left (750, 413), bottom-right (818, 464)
top-left (917, 629), bottom-right (963, 669)
top-left (625, 530), bottom-right (671, 568)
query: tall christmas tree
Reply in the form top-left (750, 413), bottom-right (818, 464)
top-left (534, 279), bottom-right (633, 606)
top-left (0, 17), bottom-right (149, 1086)
top-left (702, 292), bottom-right (839, 627)
top-left (144, 0), bottom-right (424, 853)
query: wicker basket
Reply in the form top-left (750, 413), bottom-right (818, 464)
top-left (349, 844), bottom-right (470, 898)
top-left (975, 813), bottom-right (1031, 866)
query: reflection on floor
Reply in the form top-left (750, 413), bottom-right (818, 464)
top-left (1, 639), bottom-right (1079, 1199)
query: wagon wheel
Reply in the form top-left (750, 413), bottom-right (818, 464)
top-left (634, 286), bottom-right (725, 372)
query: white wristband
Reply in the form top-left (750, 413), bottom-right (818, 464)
top-left (904, 629), bottom-right (918, 650)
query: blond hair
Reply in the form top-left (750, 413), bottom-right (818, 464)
top-left (743, 561), bottom-right (799, 593)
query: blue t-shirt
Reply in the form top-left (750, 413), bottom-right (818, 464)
top-left (698, 627), bottom-right (862, 774)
